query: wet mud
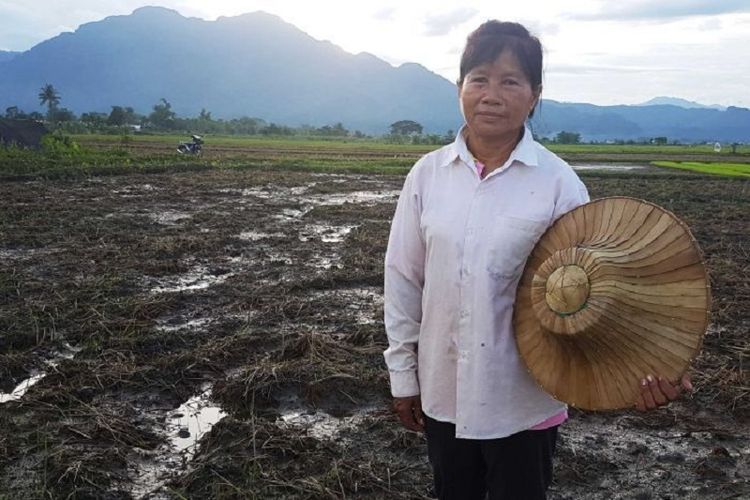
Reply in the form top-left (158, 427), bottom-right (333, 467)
top-left (0, 169), bottom-right (747, 499)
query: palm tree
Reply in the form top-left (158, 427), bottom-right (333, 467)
top-left (38, 83), bottom-right (61, 118)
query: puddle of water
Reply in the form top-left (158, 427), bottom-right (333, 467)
top-left (310, 255), bottom-right (342, 270)
top-left (128, 384), bottom-right (227, 499)
top-left (306, 190), bottom-right (401, 206)
top-left (151, 266), bottom-right (233, 293)
top-left (148, 210), bottom-right (192, 225)
top-left (571, 164), bottom-right (646, 171)
top-left (278, 406), bottom-right (380, 441)
top-left (272, 206), bottom-right (314, 222)
top-left (0, 372), bottom-right (47, 404)
top-left (300, 224), bottom-right (357, 243)
top-left (267, 251), bottom-right (294, 265)
top-left (0, 343), bottom-right (81, 403)
top-left (311, 287), bottom-right (383, 324)
top-left (291, 184), bottom-right (315, 195)
top-left (113, 184), bottom-right (160, 198)
top-left (239, 183), bottom-right (317, 199)
top-left (168, 386), bottom-right (226, 453)
top-left (238, 231), bottom-right (285, 241)
top-left (236, 185), bottom-right (397, 209)
top-left (155, 318), bottom-right (213, 333)
top-left (240, 187), bottom-right (275, 199)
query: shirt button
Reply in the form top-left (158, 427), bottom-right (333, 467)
top-left (460, 309), bottom-right (469, 318)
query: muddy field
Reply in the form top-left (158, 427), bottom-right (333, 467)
top-left (0, 168), bottom-right (748, 499)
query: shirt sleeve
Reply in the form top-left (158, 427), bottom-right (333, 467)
top-left (552, 171), bottom-right (590, 221)
top-left (383, 169), bottom-right (425, 398)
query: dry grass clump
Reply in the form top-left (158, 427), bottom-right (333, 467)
top-left (213, 327), bottom-right (388, 417)
top-left (171, 415), bottom-right (432, 499)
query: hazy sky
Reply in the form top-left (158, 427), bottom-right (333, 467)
top-left (2, 0), bottom-right (749, 107)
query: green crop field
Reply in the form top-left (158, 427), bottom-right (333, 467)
top-left (651, 161), bottom-right (750, 177)
top-left (72, 133), bottom-right (750, 155)
top-left (73, 133), bottom-right (437, 152)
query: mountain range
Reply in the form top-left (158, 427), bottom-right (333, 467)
top-left (638, 96), bottom-right (725, 111)
top-left (0, 6), bottom-right (748, 142)
top-left (0, 51), bottom-right (19, 63)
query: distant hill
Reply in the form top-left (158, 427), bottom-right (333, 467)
top-left (530, 100), bottom-right (750, 143)
top-left (0, 51), bottom-right (19, 63)
top-left (0, 6), bottom-right (748, 140)
top-left (639, 96), bottom-right (725, 111)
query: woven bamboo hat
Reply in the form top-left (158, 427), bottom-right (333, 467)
top-left (514, 197), bottom-right (711, 410)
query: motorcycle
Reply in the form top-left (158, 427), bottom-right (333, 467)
top-left (177, 135), bottom-right (203, 155)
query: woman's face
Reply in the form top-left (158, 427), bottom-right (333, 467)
top-left (459, 49), bottom-right (540, 143)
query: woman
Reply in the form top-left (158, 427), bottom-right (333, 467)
top-left (383, 20), bottom-right (690, 500)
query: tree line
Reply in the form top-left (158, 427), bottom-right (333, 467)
top-left (3, 83), bottom-right (453, 145)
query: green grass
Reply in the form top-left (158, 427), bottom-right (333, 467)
top-left (548, 143), bottom-right (749, 155)
top-left (73, 134), bottom-right (750, 155)
top-left (71, 134), bottom-right (750, 160)
top-left (0, 146), bottom-right (212, 179)
top-left (651, 161), bottom-right (750, 177)
top-left (0, 145), bottom-right (416, 179)
top-left (73, 133), bottom-right (437, 152)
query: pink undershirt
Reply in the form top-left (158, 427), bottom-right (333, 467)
top-left (475, 159), bottom-right (568, 431)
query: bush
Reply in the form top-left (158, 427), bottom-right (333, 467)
top-left (41, 132), bottom-right (82, 158)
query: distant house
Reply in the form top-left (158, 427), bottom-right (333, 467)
top-left (0, 118), bottom-right (49, 149)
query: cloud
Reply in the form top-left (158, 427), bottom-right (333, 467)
top-left (423, 7), bottom-right (479, 37)
top-left (698, 18), bottom-right (722, 30)
top-left (546, 63), bottom-right (681, 76)
top-left (373, 7), bottom-right (396, 22)
top-left (512, 19), bottom-right (560, 38)
top-left (572, 0), bottom-right (750, 21)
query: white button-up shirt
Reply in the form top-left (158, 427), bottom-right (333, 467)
top-left (384, 127), bottom-right (589, 439)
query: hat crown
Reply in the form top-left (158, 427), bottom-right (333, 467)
top-left (545, 264), bottom-right (590, 316)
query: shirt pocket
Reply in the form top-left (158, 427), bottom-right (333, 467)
top-left (486, 215), bottom-right (549, 280)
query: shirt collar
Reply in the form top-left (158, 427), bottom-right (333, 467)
top-left (441, 125), bottom-right (539, 169)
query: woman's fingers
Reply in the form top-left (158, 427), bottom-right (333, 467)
top-left (658, 377), bottom-right (680, 400)
top-left (634, 393), bottom-right (647, 411)
top-left (639, 377), bottom-right (657, 409)
top-left (393, 397), bottom-right (424, 432)
top-left (648, 375), bottom-right (668, 405)
top-left (681, 373), bottom-right (694, 392)
top-left (636, 372), bottom-right (693, 411)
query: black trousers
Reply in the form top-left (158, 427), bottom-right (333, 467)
top-left (424, 415), bottom-right (558, 500)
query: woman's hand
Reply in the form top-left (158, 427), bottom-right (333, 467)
top-left (393, 395), bottom-right (425, 432)
top-left (635, 373), bottom-right (693, 411)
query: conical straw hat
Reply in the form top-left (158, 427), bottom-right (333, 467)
top-left (514, 197), bottom-right (711, 410)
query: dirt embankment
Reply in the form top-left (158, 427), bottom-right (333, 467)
top-left (0, 169), bottom-right (747, 499)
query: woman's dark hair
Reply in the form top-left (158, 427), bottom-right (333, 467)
top-left (458, 21), bottom-right (543, 116)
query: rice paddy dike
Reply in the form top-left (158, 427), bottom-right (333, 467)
top-left (0, 137), bottom-right (748, 499)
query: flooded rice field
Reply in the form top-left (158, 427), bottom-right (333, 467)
top-left (571, 164), bottom-right (650, 172)
top-left (0, 168), bottom-right (748, 499)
